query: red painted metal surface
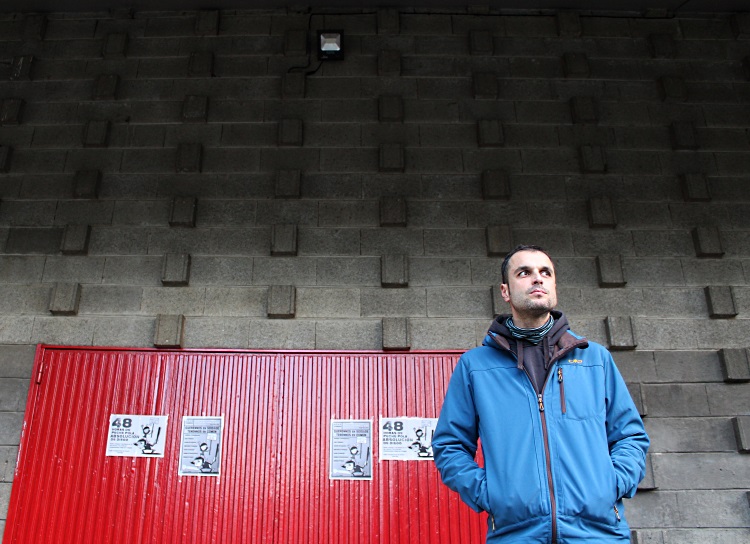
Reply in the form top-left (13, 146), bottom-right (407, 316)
top-left (4, 348), bottom-right (486, 544)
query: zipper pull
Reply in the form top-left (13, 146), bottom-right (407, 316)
top-left (614, 505), bottom-right (621, 522)
top-left (558, 367), bottom-right (563, 383)
top-left (537, 394), bottom-right (544, 412)
top-left (491, 516), bottom-right (496, 531)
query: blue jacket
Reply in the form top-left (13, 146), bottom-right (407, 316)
top-left (432, 322), bottom-right (649, 543)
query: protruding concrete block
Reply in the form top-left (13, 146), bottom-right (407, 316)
top-left (705, 286), bottom-right (737, 318)
top-left (570, 96), bottom-right (597, 124)
top-left (481, 170), bottom-right (510, 200)
top-left (162, 253), bottom-right (191, 286)
top-left (670, 121), bottom-right (698, 150)
top-left (627, 382), bottom-right (647, 417)
top-left (0, 145), bottom-right (12, 173)
top-left (477, 120), bottom-right (504, 147)
top-left (49, 283), bottom-right (82, 316)
top-left (588, 196), bottom-right (616, 228)
top-left (379, 143), bottom-right (405, 172)
top-left (719, 348), bottom-right (750, 383)
top-left (169, 196), bottom-right (197, 227)
top-left (271, 224), bottom-right (298, 256)
top-left (103, 33), bottom-right (128, 58)
top-left (195, 10), bottom-right (219, 36)
top-left (268, 285), bottom-right (296, 318)
top-left (154, 314), bottom-right (185, 347)
top-left (692, 227), bottom-right (723, 258)
top-left (73, 170), bottom-right (101, 199)
top-left (382, 317), bottom-right (410, 350)
top-left (93, 74), bottom-right (119, 100)
top-left (61, 225), bottom-right (91, 255)
top-left (630, 529), bottom-right (664, 544)
top-left (486, 225), bottom-right (512, 257)
top-left (278, 119), bottom-right (303, 146)
top-left (733, 416), bottom-right (750, 453)
top-left (556, 11), bottom-right (581, 37)
top-left (580, 145), bottom-right (607, 173)
top-left (658, 76), bottom-right (687, 102)
top-left (10, 55), bottom-right (33, 81)
top-left (23, 14), bottom-right (47, 40)
top-left (282, 72), bottom-right (305, 98)
top-left (605, 316), bottom-right (636, 350)
top-left (681, 173), bottom-right (711, 202)
top-left (284, 29), bottom-right (308, 56)
top-left (637, 453), bottom-right (658, 490)
top-left (377, 8), bottom-right (400, 34)
top-left (378, 49), bottom-right (401, 76)
top-left (379, 95), bottom-right (403, 122)
top-left (731, 13), bottom-right (750, 38)
top-left (176, 143), bottom-right (203, 173)
top-left (648, 34), bottom-right (675, 58)
top-left (0, 98), bottom-right (24, 125)
top-left (380, 196), bottom-right (407, 227)
top-left (473, 72), bottom-right (498, 99)
top-left (275, 170), bottom-right (302, 198)
top-left (381, 254), bottom-right (409, 287)
top-left (469, 30), bottom-right (493, 55)
top-left (596, 255), bottom-right (626, 287)
top-left (188, 51), bottom-right (214, 77)
top-left (182, 95), bottom-right (208, 122)
top-left (562, 52), bottom-right (589, 77)
top-left (83, 121), bottom-right (110, 147)
top-left (491, 285), bottom-right (504, 316)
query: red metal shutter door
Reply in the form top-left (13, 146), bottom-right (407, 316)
top-left (3, 348), bottom-right (485, 544)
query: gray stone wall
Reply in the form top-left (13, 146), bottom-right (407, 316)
top-left (1, 7), bottom-right (749, 542)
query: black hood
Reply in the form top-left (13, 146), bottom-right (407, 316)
top-left (488, 310), bottom-right (569, 346)
top-left (485, 310), bottom-right (589, 371)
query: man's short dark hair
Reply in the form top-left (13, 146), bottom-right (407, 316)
top-left (501, 245), bottom-right (555, 284)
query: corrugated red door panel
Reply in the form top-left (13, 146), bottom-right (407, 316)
top-left (4, 348), bottom-right (487, 544)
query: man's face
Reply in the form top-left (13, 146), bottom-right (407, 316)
top-left (500, 250), bottom-right (557, 323)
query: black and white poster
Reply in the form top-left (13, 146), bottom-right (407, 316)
top-left (379, 417), bottom-right (437, 461)
top-left (105, 414), bottom-right (168, 457)
top-left (178, 416), bottom-right (223, 477)
top-left (329, 419), bottom-right (372, 480)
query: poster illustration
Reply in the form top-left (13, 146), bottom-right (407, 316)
top-left (329, 419), bottom-right (372, 480)
top-left (105, 414), bottom-right (168, 457)
top-left (379, 417), bottom-right (437, 461)
top-left (178, 416), bottom-right (223, 477)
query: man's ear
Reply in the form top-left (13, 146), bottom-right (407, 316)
top-left (500, 283), bottom-right (510, 303)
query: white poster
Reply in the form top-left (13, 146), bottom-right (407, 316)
top-left (379, 417), bottom-right (438, 461)
top-left (329, 419), bottom-right (372, 480)
top-left (178, 416), bottom-right (223, 477)
top-left (105, 414), bottom-right (168, 457)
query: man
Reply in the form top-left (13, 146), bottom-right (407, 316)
top-left (432, 245), bottom-right (649, 543)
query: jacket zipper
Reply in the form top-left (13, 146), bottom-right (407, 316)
top-left (558, 367), bottom-right (566, 414)
top-left (525, 367), bottom-right (558, 544)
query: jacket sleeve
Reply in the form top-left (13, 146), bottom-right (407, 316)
top-left (604, 352), bottom-right (650, 500)
top-left (431, 356), bottom-right (490, 513)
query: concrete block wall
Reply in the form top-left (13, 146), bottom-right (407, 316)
top-left (0, 7), bottom-right (749, 541)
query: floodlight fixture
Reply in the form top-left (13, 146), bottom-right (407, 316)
top-left (317, 30), bottom-right (344, 61)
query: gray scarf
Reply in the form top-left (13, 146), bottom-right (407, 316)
top-left (505, 316), bottom-right (554, 345)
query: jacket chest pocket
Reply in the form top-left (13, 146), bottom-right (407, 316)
top-left (555, 364), bottom-right (606, 421)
